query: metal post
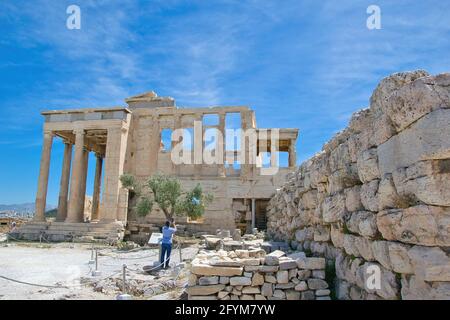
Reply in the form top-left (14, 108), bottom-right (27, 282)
top-left (251, 198), bottom-right (256, 230)
top-left (89, 245), bottom-right (95, 264)
top-left (116, 264), bottom-right (132, 300)
top-left (92, 249), bottom-right (101, 276)
top-left (178, 241), bottom-right (182, 262)
top-left (158, 242), bottom-right (162, 267)
top-left (123, 264), bottom-right (127, 293)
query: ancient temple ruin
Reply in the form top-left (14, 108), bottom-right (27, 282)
top-left (18, 92), bottom-right (298, 241)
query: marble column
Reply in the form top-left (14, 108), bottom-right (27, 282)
top-left (56, 142), bottom-right (73, 222)
top-left (288, 141), bottom-right (296, 168)
top-left (91, 154), bottom-right (103, 221)
top-left (194, 114), bottom-right (203, 178)
top-left (218, 113), bottom-right (226, 177)
top-left (78, 148), bottom-right (89, 221)
top-left (34, 131), bottom-right (54, 222)
top-left (270, 146), bottom-right (278, 168)
top-left (66, 129), bottom-right (85, 223)
top-left (99, 127), bottom-right (123, 222)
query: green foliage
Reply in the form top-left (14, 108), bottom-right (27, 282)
top-left (119, 174), bottom-right (141, 196)
top-left (45, 208), bottom-right (57, 218)
top-left (176, 184), bottom-right (214, 220)
top-left (136, 197), bottom-right (153, 217)
top-left (147, 174), bottom-right (181, 217)
top-left (120, 173), bottom-right (213, 221)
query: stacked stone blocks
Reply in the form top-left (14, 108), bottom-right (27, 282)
top-left (266, 71), bottom-right (450, 300)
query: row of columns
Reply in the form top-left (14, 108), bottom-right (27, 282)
top-left (34, 130), bottom-right (104, 223)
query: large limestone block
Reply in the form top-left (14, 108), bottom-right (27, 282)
top-left (335, 253), bottom-right (363, 285)
top-left (355, 262), bottom-right (400, 300)
top-left (198, 276), bottom-right (219, 285)
top-left (407, 245), bottom-right (450, 282)
top-left (276, 270), bottom-right (289, 284)
top-left (343, 234), bottom-right (359, 257)
top-left (358, 213), bottom-right (378, 238)
top-left (344, 185), bottom-right (363, 212)
top-left (187, 284), bottom-right (225, 296)
top-left (189, 295), bottom-right (218, 300)
top-left (328, 164), bottom-right (360, 195)
top-left (322, 193), bottom-right (347, 223)
top-left (295, 227), bottom-right (314, 242)
top-left (370, 70), bottom-right (430, 115)
top-left (372, 112), bottom-right (397, 146)
top-left (371, 241), bottom-right (392, 270)
top-left (360, 180), bottom-right (379, 212)
top-left (406, 160), bottom-right (450, 207)
top-left (242, 286), bottom-right (261, 294)
top-left (345, 211), bottom-right (378, 238)
top-left (191, 263), bottom-right (243, 277)
top-left (401, 275), bottom-right (450, 300)
top-left (349, 108), bottom-right (372, 135)
top-left (307, 279), bottom-right (328, 290)
top-left (330, 224), bottom-right (345, 248)
top-left (384, 74), bottom-right (450, 132)
top-left (294, 281), bottom-right (308, 291)
top-left (378, 174), bottom-right (404, 210)
top-left (188, 274), bottom-right (198, 286)
top-left (286, 290), bottom-right (301, 300)
top-left (329, 142), bottom-right (351, 172)
top-left (357, 148), bottom-right (380, 183)
top-left (261, 283), bottom-right (273, 297)
top-left (251, 273), bottom-right (265, 286)
top-left (301, 190), bottom-right (319, 209)
top-left (273, 289), bottom-right (286, 299)
top-left (313, 225), bottom-right (331, 242)
top-left (354, 236), bottom-right (375, 261)
top-left (229, 277), bottom-right (252, 286)
top-left (377, 205), bottom-right (450, 246)
top-left (309, 152), bottom-right (330, 187)
top-left (378, 109), bottom-right (450, 176)
top-left (278, 259), bottom-right (298, 270)
top-left (260, 264), bottom-right (281, 273)
top-left (387, 242), bottom-right (413, 274)
top-left (296, 257), bottom-right (326, 270)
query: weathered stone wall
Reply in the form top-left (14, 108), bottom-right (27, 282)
top-left (266, 70), bottom-right (450, 300)
top-left (187, 249), bottom-right (330, 300)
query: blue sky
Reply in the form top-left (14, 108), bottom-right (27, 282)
top-left (0, 0), bottom-right (449, 205)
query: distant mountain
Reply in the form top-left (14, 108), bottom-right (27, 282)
top-left (0, 203), bottom-right (56, 213)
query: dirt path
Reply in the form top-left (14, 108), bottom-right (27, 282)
top-left (0, 240), bottom-right (198, 300)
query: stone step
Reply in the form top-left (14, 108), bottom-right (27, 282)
top-left (47, 226), bottom-right (121, 232)
top-left (45, 231), bottom-right (119, 237)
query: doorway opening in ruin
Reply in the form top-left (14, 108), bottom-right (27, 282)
top-left (254, 199), bottom-right (269, 231)
top-left (232, 198), bottom-right (269, 234)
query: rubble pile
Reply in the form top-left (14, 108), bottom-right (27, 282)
top-left (187, 249), bottom-right (331, 300)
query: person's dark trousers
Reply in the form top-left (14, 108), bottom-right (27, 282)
top-left (160, 243), bottom-right (172, 268)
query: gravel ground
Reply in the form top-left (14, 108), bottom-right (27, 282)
top-left (0, 238), bottom-right (199, 300)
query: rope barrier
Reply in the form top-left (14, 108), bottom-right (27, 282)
top-left (0, 235), bottom-right (187, 294)
top-left (0, 275), bottom-right (68, 289)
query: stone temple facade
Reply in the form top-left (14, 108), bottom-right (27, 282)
top-left (18, 92), bottom-right (298, 241)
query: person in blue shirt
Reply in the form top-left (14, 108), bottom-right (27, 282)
top-left (160, 219), bottom-right (177, 269)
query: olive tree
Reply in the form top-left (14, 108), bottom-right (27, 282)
top-left (120, 173), bottom-right (213, 221)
